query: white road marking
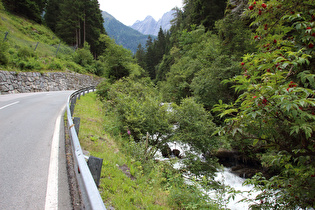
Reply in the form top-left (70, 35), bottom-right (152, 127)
top-left (0, 101), bottom-right (19, 110)
top-left (45, 107), bottom-right (65, 210)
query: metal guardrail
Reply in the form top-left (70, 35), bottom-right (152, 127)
top-left (66, 87), bottom-right (107, 210)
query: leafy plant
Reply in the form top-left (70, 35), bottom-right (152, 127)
top-left (0, 41), bottom-right (8, 65)
top-left (213, 0), bottom-right (315, 208)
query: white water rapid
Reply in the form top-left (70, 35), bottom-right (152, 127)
top-left (155, 142), bottom-right (260, 209)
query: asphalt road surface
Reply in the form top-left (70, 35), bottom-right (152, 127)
top-left (0, 91), bottom-right (73, 210)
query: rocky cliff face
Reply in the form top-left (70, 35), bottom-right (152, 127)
top-left (131, 10), bottom-right (175, 36)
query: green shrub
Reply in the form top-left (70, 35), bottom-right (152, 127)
top-left (65, 61), bottom-right (86, 74)
top-left (18, 60), bottom-right (26, 69)
top-left (48, 59), bottom-right (63, 70)
top-left (17, 47), bottom-right (34, 58)
top-left (96, 80), bottom-right (111, 101)
top-left (0, 42), bottom-right (8, 65)
top-left (73, 43), bottom-right (94, 67)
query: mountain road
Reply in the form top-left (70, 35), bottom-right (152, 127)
top-left (0, 91), bottom-right (73, 210)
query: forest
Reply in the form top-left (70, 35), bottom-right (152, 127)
top-left (0, 0), bottom-right (314, 209)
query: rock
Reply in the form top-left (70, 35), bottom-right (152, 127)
top-left (118, 164), bottom-right (136, 180)
top-left (161, 144), bottom-right (172, 158)
top-left (172, 149), bottom-right (180, 157)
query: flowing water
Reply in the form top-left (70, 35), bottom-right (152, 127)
top-left (156, 142), bottom-right (260, 209)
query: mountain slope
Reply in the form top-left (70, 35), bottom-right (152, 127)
top-left (102, 11), bottom-right (153, 53)
top-left (131, 10), bottom-right (175, 36)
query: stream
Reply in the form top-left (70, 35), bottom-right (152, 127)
top-left (156, 142), bottom-right (260, 210)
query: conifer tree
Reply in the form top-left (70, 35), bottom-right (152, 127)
top-left (47, 0), bottom-right (106, 56)
top-left (135, 43), bottom-right (146, 69)
top-left (44, 0), bottom-right (61, 32)
top-left (2, 0), bottom-right (45, 23)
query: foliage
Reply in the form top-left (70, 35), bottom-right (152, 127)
top-left (134, 30), bottom-right (171, 81)
top-left (213, 0), bottom-right (315, 208)
top-left (2, 0), bottom-right (45, 23)
top-left (182, 0), bottom-right (227, 31)
top-left (159, 26), bottom-right (221, 105)
top-left (47, 0), bottom-right (106, 56)
top-left (0, 41), bottom-right (8, 65)
top-left (0, 0), bottom-right (4, 10)
top-left (172, 97), bottom-right (220, 178)
top-left (191, 54), bottom-right (241, 110)
top-left (73, 43), bottom-right (94, 67)
top-left (99, 34), bottom-right (145, 81)
top-left (96, 80), bottom-right (111, 101)
top-left (103, 77), bottom-right (174, 150)
top-left (215, 13), bottom-right (255, 57)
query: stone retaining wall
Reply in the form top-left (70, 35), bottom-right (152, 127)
top-left (0, 70), bottom-right (102, 94)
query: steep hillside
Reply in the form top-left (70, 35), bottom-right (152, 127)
top-left (0, 7), bottom-right (103, 75)
top-left (131, 10), bottom-right (175, 36)
top-left (102, 11), bottom-right (153, 53)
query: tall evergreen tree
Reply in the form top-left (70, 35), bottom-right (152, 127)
top-left (55, 0), bottom-right (81, 46)
top-left (145, 36), bottom-right (157, 80)
top-left (156, 27), bottom-right (166, 61)
top-left (135, 43), bottom-right (146, 69)
top-left (181, 0), bottom-right (227, 30)
top-left (48, 0), bottom-right (106, 56)
top-left (81, 0), bottom-right (106, 57)
top-left (44, 0), bottom-right (61, 32)
top-left (2, 0), bottom-right (45, 23)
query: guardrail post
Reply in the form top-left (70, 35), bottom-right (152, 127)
top-left (72, 96), bottom-right (77, 105)
top-left (70, 102), bottom-right (75, 116)
top-left (73, 117), bottom-right (80, 136)
top-left (87, 156), bottom-right (103, 187)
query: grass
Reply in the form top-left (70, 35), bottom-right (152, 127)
top-left (0, 8), bottom-right (87, 74)
top-left (73, 93), bottom-right (172, 209)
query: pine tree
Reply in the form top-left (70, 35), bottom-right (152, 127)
top-left (2, 0), bottom-right (45, 23)
top-left (145, 36), bottom-right (157, 80)
top-left (55, 0), bottom-right (81, 46)
top-left (135, 43), bottom-right (146, 69)
top-left (48, 0), bottom-right (106, 56)
top-left (44, 0), bottom-right (61, 32)
top-left (82, 0), bottom-right (106, 57)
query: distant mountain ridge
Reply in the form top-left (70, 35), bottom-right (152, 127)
top-left (102, 11), bottom-right (154, 53)
top-left (131, 10), bottom-right (175, 36)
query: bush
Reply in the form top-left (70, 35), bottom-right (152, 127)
top-left (0, 42), bottom-right (8, 65)
top-left (96, 80), bottom-right (111, 101)
top-left (48, 59), bottom-right (64, 70)
top-left (17, 47), bottom-right (35, 58)
top-left (65, 61), bottom-right (86, 74)
top-left (73, 43), bottom-right (94, 67)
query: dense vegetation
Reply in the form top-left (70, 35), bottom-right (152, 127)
top-left (0, 0), bottom-right (137, 77)
top-left (1, 0), bottom-right (314, 209)
top-left (99, 0), bottom-right (315, 209)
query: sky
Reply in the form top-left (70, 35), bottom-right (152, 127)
top-left (98, 0), bottom-right (183, 26)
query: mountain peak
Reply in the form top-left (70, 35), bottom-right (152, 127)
top-left (131, 10), bottom-right (175, 36)
top-left (102, 11), bottom-right (155, 53)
